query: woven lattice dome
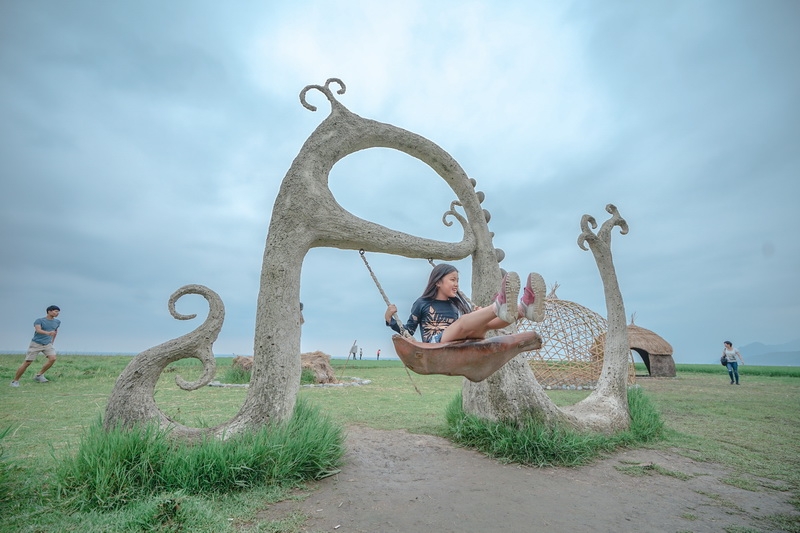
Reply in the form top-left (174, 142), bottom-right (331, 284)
top-left (516, 285), bottom-right (635, 388)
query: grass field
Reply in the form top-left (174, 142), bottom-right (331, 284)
top-left (1, 354), bottom-right (798, 531)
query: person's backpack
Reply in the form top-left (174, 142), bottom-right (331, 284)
top-left (720, 355), bottom-right (728, 366)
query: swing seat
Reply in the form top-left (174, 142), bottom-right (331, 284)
top-left (391, 331), bottom-right (542, 383)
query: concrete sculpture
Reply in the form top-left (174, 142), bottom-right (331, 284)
top-left (105, 79), bottom-right (631, 438)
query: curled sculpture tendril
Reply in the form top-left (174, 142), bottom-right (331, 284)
top-left (164, 285), bottom-right (224, 391)
top-left (578, 204), bottom-right (628, 251)
top-left (168, 288), bottom-right (198, 320)
top-left (598, 204), bottom-right (629, 244)
top-left (300, 78), bottom-right (347, 112)
top-left (441, 200), bottom-right (468, 228)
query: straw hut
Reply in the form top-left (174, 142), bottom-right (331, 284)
top-left (627, 321), bottom-right (675, 377)
top-left (593, 316), bottom-right (676, 377)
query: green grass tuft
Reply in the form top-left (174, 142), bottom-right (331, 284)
top-left (626, 385), bottom-right (665, 442)
top-left (221, 364), bottom-right (252, 384)
top-left (221, 365), bottom-right (317, 385)
top-left (445, 387), bottom-right (664, 467)
top-left (0, 426), bottom-right (17, 505)
top-left (300, 367), bottom-right (316, 385)
top-left (54, 398), bottom-right (344, 511)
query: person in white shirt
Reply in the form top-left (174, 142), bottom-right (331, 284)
top-left (722, 341), bottom-right (745, 385)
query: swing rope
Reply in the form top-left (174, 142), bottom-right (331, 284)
top-left (359, 250), bottom-right (412, 338)
top-left (358, 249), bottom-right (421, 395)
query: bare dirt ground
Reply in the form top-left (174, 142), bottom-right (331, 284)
top-left (258, 425), bottom-right (797, 533)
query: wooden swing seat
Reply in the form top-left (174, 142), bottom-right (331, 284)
top-left (391, 331), bottom-right (542, 383)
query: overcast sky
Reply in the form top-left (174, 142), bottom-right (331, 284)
top-left (1, 1), bottom-right (797, 364)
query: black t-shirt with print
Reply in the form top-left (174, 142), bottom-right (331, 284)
top-left (387, 297), bottom-right (463, 343)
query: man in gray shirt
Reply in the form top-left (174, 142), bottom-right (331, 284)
top-left (10, 305), bottom-right (61, 387)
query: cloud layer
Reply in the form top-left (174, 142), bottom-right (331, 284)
top-left (1, 1), bottom-right (797, 364)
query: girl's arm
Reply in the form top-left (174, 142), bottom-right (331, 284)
top-left (386, 314), bottom-right (419, 337)
top-left (384, 304), bottom-right (398, 324)
top-left (386, 299), bottom-right (423, 337)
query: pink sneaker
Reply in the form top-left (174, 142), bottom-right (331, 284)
top-left (493, 272), bottom-right (520, 323)
top-left (519, 272), bottom-right (546, 322)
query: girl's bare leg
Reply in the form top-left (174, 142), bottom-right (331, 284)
top-left (486, 316), bottom-right (512, 330)
top-left (440, 271), bottom-right (520, 343)
top-left (440, 306), bottom-right (508, 342)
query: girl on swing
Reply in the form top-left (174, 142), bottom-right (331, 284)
top-left (384, 264), bottom-right (546, 344)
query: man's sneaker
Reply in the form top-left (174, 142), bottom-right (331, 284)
top-left (519, 272), bottom-right (547, 322)
top-left (493, 272), bottom-right (520, 323)
top-left (33, 374), bottom-right (48, 383)
top-left (10, 380), bottom-right (19, 387)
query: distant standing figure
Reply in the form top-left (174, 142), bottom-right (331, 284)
top-left (10, 306), bottom-right (61, 387)
top-left (359, 348), bottom-right (362, 360)
top-left (722, 341), bottom-right (744, 385)
top-left (376, 349), bottom-right (381, 361)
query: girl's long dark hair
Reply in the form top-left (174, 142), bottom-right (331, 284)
top-left (420, 263), bottom-right (471, 315)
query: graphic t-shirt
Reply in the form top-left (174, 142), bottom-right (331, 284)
top-left (387, 298), bottom-right (463, 343)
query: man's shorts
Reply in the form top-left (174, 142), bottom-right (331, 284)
top-left (26, 341), bottom-right (56, 361)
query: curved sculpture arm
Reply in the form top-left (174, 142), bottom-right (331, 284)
top-left (104, 284), bottom-right (224, 431)
top-left (568, 205), bottom-right (631, 431)
top-left (168, 285), bottom-right (220, 390)
top-left (288, 80), bottom-right (494, 262)
top-left (312, 199), bottom-right (476, 261)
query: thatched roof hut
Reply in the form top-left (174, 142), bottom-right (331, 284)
top-left (594, 317), bottom-right (675, 377)
top-left (627, 322), bottom-right (675, 377)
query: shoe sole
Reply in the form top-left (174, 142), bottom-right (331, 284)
top-left (524, 273), bottom-right (547, 322)
top-left (496, 272), bottom-right (520, 323)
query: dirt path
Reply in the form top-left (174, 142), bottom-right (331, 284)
top-left (257, 426), bottom-right (796, 532)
